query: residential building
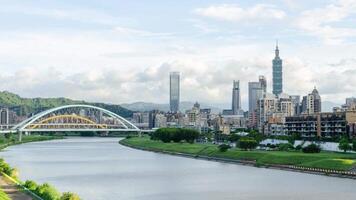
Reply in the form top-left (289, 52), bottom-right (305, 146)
top-left (285, 111), bottom-right (356, 139)
top-left (301, 87), bottom-right (322, 114)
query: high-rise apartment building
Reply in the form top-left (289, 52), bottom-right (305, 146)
top-left (170, 72), bottom-right (180, 113)
top-left (231, 80), bottom-right (241, 115)
top-left (272, 43), bottom-right (283, 96)
top-left (301, 87), bottom-right (321, 114)
top-left (248, 76), bottom-right (266, 128)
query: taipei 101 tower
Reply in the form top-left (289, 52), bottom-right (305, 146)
top-left (272, 41), bottom-right (283, 96)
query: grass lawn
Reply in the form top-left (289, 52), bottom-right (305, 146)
top-left (121, 136), bottom-right (356, 171)
top-left (0, 188), bottom-right (10, 200)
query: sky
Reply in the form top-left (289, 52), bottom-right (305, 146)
top-left (0, 0), bottom-right (356, 110)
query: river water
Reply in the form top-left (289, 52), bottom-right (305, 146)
top-left (0, 137), bottom-right (355, 200)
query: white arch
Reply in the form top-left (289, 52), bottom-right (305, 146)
top-left (12, 104), bottom-right (139, 131)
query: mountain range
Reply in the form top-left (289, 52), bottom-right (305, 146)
top-left (0, 91), bottom-right (133, 118)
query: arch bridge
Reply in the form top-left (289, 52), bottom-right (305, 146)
top-left (11, 104), bottom-right (140, 140)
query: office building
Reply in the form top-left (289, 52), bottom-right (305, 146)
top-left (248, 76), bottom-right (266, 128)
top-left (170, 72), bottom-right (180, 113)
top-left (231, 80), bottom-right (241, 115)
top-left (272, 42), bottom-right (283, 96)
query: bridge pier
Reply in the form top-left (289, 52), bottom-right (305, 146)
top-left (18, 131), bottom-right (22, 142)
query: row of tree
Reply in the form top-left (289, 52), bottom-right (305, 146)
top-left (151, 128), bottom-right (200, 143)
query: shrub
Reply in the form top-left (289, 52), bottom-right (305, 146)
top-left (338, 138), bottom-right (352, 153)
top-left (60, 192), bottom-right (81, 200)
top-left (228, 134), bottom-right (240, 142)
top-left (353, 140), bottom-right (356, 152)
top-left (218, 144), bottom-right (231, 152)
top-left (295, 144), bottom-right (302, 151)
top-left (80, 132), bottom-right (95, 137)
top-left (278, 143), bottom-right (294, 151)
top-left (24, 180), bottom-right (38, 191)
top-left (4, 133), bottom-right (12, 139)
top-left (36, 183), bottom-right (61, 200)
top-left (238, 138), bottom-right (258, 150)
top-left (302, 144), bottom-right (321, 153)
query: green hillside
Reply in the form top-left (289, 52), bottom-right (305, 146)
top-left (0, 91), bottom-right (133, 118)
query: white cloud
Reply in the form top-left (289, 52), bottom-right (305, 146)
top-left (296, 0), bottom-right (356, 44)
top-left (194, 4), bottom-right (286, 22)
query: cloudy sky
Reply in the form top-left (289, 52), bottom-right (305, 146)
top-left (0, 0), bottom-right (355, 110)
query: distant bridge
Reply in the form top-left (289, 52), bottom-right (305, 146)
top-left (2, 104), bottom-right (141, 141)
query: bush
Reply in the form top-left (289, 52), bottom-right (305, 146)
top-left (24, 180), bottom-right (38, 191)
top-left (4, 133), bottom-right (12, 139)
top-left (152, 128), bottom-right (199, 143)
top-left (295, 144), bottom-right (302, 151)
top-left (80, 132), bottom-right (95, 137)
top-left (238, 138), bottom-right (258, 150)
top-left (0, 159), bottom-right (15, 177)
top-left (302, 144), bottom-right (321, 153)
top-left (218, 144), bottom-right (231, 152)
top-left (60, 192), bottom-right (81, 200)
top-left (353, 140), bottom-right (356, 152)
top-left (228, 134), bottom-right (240, 142)
top-left (35, 183), bottom-right (61, 200)
top-left (278, 143), bottom-right (294, 151)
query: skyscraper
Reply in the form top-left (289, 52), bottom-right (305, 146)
top-left (272, 42), bottom-right (283, 96)
top-left (231, 80), bottom-right (241, 115)
top-left (248, 76), bottom-right (266, 128)
top-left (170, 72), bottom-right (180, 113)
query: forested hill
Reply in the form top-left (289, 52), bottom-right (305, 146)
top-left (0, 91), bottom-right (133, 118)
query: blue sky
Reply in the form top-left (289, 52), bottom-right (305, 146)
top-left (0, 0), bottom-right (355, 110)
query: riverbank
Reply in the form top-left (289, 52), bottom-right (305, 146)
top-left (0, 135), bottom-right (64, 150)
top-left (0, 135), bottom-right (65, 200)
top-left (120, 137), bottom-right (356, 179)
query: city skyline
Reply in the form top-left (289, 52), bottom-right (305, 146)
top-left (0, 0), bottom-right (355, 109)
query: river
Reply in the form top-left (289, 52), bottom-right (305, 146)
top-left (0, 137), bottom-right (355, 200)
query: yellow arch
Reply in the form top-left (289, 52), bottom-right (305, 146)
top-left (27, 114), bottom-right (107, 129)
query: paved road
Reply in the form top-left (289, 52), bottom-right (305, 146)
top-left (0, 176), bottom-right (32, 200)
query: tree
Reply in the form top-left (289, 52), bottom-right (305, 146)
top-left (61, 192), bottom-right (81, 200)
top-left (238, 138), bottom-right (258, 150)
top-left (353, 140), bottom-right (356, 152)
top-left (218, 144), bottom-right (231, 152)
top-left (338, 138), bottom-right (352, 153)
top-left (278, 143), bottom-right (294, 151)
top-left (302, 144), bottom-right (321, 153)
top-left (228, 134), bottom-right (240, 142)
